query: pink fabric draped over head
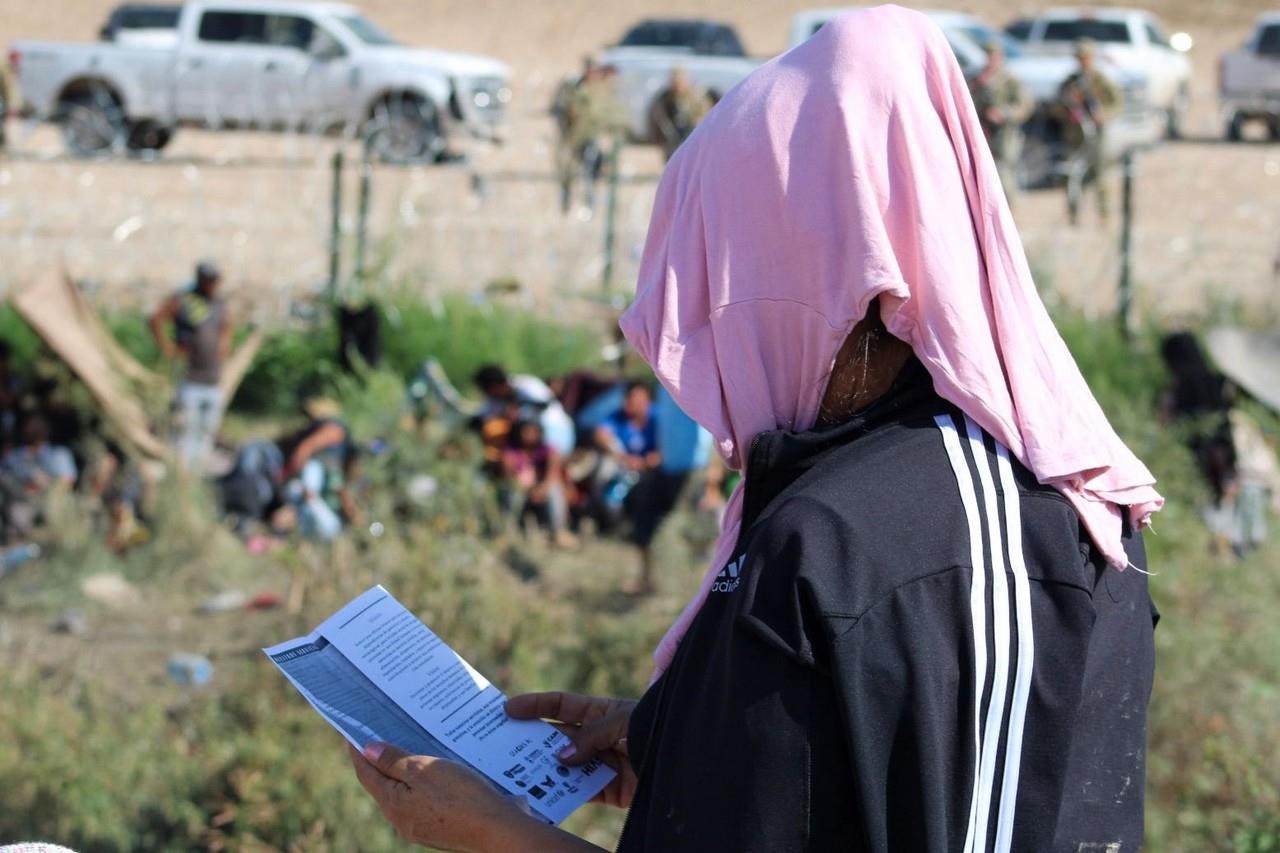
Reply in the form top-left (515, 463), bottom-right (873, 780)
top-left (620, 5), bottom-right (1163, 677)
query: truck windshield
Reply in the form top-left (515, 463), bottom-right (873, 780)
top-left (116, 6), bottom-right (180, 30)
top-left (338, 14), bottom-right (398, 46)
top-left (1259, 25), bottom-right (1280, 55)
top-left (956, 24), bottom-right (1024, 58)
top-left (1042, 19), bottom-right (1131, 43)
top-left (620, 21), bottom-right (744, 56)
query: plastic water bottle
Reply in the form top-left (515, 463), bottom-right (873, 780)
top-left (0, 543), bottom-right (40, 578)
top-left (167, 654), bottom-right (214, 686)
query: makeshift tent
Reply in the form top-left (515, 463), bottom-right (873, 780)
top-left (1206, 326), bottom-right (1280, 413)
top-left (11, 271), bottom-right (262, 462)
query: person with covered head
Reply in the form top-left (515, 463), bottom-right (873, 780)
top-left (346, 8), bottom-right (1163, 851)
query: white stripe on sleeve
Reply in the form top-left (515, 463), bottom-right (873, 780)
top-left (934, 414), bottom-right (990, 853)
top-left (964, 416), bottom-right (1013, 853)
top-left (992, 444), bottom-right (1036, 853)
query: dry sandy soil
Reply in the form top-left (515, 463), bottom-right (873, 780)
top-left (1, 0), bottom-right (1277, 324)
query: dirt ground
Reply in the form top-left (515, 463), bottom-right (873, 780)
top-left (1, 0), bottom-right (1277, 322)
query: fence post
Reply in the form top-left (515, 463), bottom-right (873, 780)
top-left (601, 137), bottom-right (622, 295)
top-left (328, 149), bottom-right (344, 305)
top-left (1118, 148), bottom-right (1135, 341)
top-left (355, 149), bottom-right (373, 285)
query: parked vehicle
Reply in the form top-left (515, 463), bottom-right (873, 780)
top-left (787, 8), bottom-right (1160, 186)
top-left (1219, 14), bottom-right (1280, 141)
top-left (1005, 18), bottom-right (1035, 42)
top-left (1018, 7), bottom-right (1192, 138)
top-left (789, 8), bottom-right (1094, 102)
top-left (9, 0), bottom-right (511, 162)
top-left (98, 4), bottom-right (181, 48)
top-left (599, 19), bottom-right (761, 143)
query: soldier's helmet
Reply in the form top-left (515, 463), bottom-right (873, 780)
top-left (1074, 38), bottom-right (1097, 60)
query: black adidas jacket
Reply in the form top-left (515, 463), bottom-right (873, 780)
top-left (616, 360), bottom-right (1156, 852)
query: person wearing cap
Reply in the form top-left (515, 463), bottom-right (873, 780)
top-left (1055, 39), bottom-right (1120, 226)
top-left (969, 39), bottom-right (1029, 205)
top-left (149, 260), bottom-right (233, 467)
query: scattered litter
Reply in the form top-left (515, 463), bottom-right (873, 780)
top-left (246, 592), bottom-right (284, 611)
top-left (49, 609), bottom-right (87, 636)
top-left (81, 572), bottom-right (140, 608)
top-left (0, 543), bottom-right (41, 578)
top-left (406, 475), bottom-right (439, 507)
top-left (111, 215), bottom-right (145, 243)
top-left (167, 654), bottom-right (214, 686)
top-left (197, 590), bottom-right (248, 614)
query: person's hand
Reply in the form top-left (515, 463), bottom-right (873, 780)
top-left (505, 692), bottom-right (639, 810)
top-left (349, 742), bottom-right (537, 852)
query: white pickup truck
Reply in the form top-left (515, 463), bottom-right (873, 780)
top-left (1220, 14), bottom-right (1280, 141)
top-left (787, 8), bottom-right (1160, 185)
top-left (1019, 7), bottom-right (1192, 138)
top-left (600, 19), bottom-right (761, 143)
top-left (789, 8), bottom-right (1091, 102)
top-left (8, 0), bottom-right (511, 162)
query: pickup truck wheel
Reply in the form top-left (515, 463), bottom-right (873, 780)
top-left (1225, 114), bottom-right (1245, 143)
top-left (59, 85), bottom-right (127, 158)
top-left (126, 121), bottom-right (174, 154)
top-left (364, 94), bottom-right (443, 165)
top-left (1164, 91), bottom-right (1189, 140)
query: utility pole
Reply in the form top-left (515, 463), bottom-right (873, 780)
top-left (355, 149), bottom-right (373, 285)
top-left (601, 137), bottom-right (623, 296)
top-left (1118, 148), bottom-right (1135, 341)
top-left (328, 149), bottom-right (344, 305)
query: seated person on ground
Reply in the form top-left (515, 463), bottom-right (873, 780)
top-left (277, 401), bottom-right (360, 542)
top-left (473, 364), bottom-right (575, 457)
top-left (2, 415), bottom-right (78, 495)
top-left (500, 419), bottom-right (576, 548)
top-left (218, 439), bottom-right (286, 533)
top-left (595, 381), bottom-right (660, 474)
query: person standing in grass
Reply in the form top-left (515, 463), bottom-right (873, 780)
top-left (347, 10), bottom-right (1163, 850)
top-left (149, 259), bottom-right (232, 468)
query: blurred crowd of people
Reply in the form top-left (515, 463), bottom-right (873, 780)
top-left (0, 339), bottom-right (154, 568)
top-left (471, 363), bottom-right (728, 593)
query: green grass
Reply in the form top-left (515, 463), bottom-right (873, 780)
top-left (0, 306), bottom-right (1274, 851)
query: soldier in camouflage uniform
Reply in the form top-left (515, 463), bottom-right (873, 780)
top-left (1055, 39), bottom-right (1121, 225)
top-left (970, 40), bottom-right (1030, 204)
top-left (552, 58), bottom-right (630, 215)
top-left (649, 67), bottom-right (713, 162)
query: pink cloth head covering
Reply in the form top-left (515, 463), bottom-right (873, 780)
top-left (619, 5), bottom-right (1164, 676)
